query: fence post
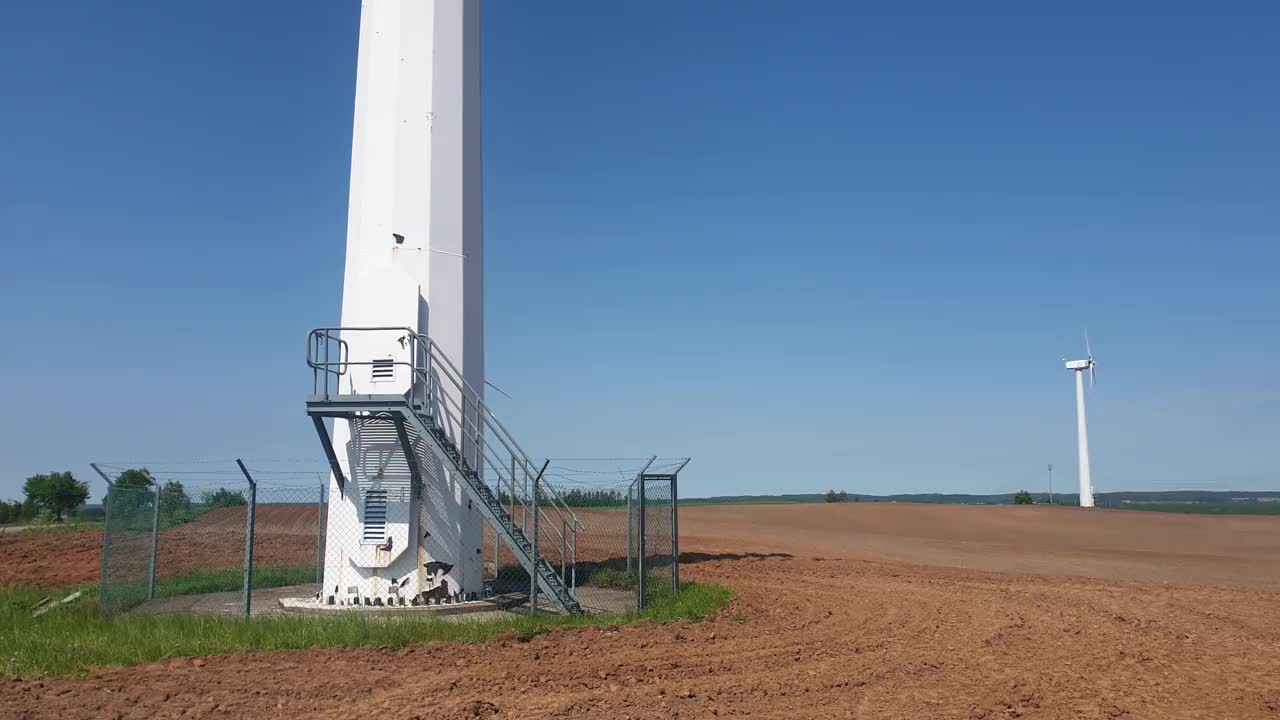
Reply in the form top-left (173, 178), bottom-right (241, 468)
top-left (668, 459), bottom-right (690, 594)
top-left (637, 472), bottom-right (646, 610)
top-left (671, 471), bottom-right (679, 593)
top-left (147, 485), bottom-right (161, 600)
top-left (530, 469), bottom-right (539, 612)
top-left (237, 459), bottom-right (257, 619)
top-left (96, 483), bottom-right (113, 614)
top-left (628, 457), bottom-right (656, 608)
top-left (315, 481), bottom-right (325, 584)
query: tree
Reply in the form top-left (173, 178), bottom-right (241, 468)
top-left (824, 489), bottom-right (839, 503)
top-left (1013, 490), bottom-right (1034, 505)
top-left (158, 481), bottom-right (191, 515)
top-left (113, 468), bottom-right (155, 488)
top-left (559, 488), bottom-right (627, 508)
top-left (837, 490), bottom-right (849, 502)
top-left (22, 472), bottom-right (90, 521)
top-left (202, 488), bottom-right (248, 509)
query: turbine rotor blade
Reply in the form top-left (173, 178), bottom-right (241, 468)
top-left (1085, 330), bottom-right (1093, 360)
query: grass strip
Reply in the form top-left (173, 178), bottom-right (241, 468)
top-left (1, 582), bottom-right (732, 677)
top-left (99, 566), bottom-right (318, 614)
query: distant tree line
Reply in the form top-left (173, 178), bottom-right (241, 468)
top-left (0, 499), bottom-right (34, 525)
top-left (559, 488), bottom-right (627, 507)
top-left (496, 487), bottom-right (629, 508)
top-left (106, 468), bottom-right (246, 510)
top-left (1, 466), bottom-right (253, 528)
top-left (824, 489), bottom-right (850, 503)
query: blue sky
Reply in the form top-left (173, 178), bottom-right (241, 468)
top-left (1, 1), bottom-right (1277, 501)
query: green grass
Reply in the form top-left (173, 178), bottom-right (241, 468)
top-left (0, 581), bottom-right (732, 677)
top-left (582, 567), bottom-right (637, 590)
top-left (0, 521), bottom-right (104, 535)
top-left (156, 565), bottom-right (316, 598)
top-left (492, 563), bottom-right (666, 593)
top-left (100, 565), bottom-right (317, 614)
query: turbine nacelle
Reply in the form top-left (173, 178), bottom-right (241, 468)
top-left (1066, 332), bottom-right (1097, 386)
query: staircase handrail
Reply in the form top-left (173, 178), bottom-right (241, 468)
top-left (306, 326), bottom-right (579, 566)
top-left (418, 333), bottom-right (580, 529)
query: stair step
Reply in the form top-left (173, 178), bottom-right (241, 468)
top-left (394, 404), bottom-right (581, 613)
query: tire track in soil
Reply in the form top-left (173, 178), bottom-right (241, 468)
top-left (6, 554), bottom-right (1280, 719)
top-left (6, 504), bottom-right (1280, 718)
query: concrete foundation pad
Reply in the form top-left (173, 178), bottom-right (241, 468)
top-left (573, 586), bottom-right (639, 614)
top-left (130, 584), bottom-right (523, 621)
top-left (277, 596), bottom-right (508, 618)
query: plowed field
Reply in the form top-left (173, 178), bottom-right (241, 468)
top-left (6, 503), bottom-right (1280, 719)
top-left (0, 505), bottom-right (322, 589)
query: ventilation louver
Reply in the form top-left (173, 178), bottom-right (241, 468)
top-left (362, 489), bottom-right (388, 544)
top-left (371, 358), bottom-right (395, 383)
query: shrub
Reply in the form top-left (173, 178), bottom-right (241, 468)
top-left (201, 488), bottom-right (247, 509)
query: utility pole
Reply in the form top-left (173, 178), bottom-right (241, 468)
top-left (1047, 464), bottom-right (1054, 505)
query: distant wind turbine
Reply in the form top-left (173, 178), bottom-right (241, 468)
top-left (1064, 334), bottom-right (1097, 508)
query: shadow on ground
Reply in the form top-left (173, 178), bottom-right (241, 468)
top-left (678, 551), bottom-right (793, 565)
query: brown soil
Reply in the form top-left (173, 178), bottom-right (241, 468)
top-left (6, 503), bottom-right (1280, 719)
top-left (0, 529), bottom-right (104, 588)
top-left (0, 505), bottom-right (322, 589)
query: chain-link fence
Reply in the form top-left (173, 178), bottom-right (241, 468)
top-left (487, 459), bottom-right (643, 613)
top-left (249, 483), bottom-right (326, 614)
top-left (98, 483), bottom-right (157, 614)
top-left (97, 457), bottom-right (685, 617)
top-left (95, 462), bottom-right (327, 616)
top-left (637, 471), bottom-right (676, 604)
top-left (504, 458), bottom-right (688, 613)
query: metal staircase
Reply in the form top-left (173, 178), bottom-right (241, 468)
top-left (305, 327), bottom-right (582, 613)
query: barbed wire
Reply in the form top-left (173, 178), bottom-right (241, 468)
top-left (94, 457), bottom-right (686, 491)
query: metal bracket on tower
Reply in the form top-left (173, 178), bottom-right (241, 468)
top-left (393, 417), bottom-right (423, 490)
top-left (311, 415), bottom-right (347, 494)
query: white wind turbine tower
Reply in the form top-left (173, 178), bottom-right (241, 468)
top-left (1064, 335), bottom-right (1098, 507)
